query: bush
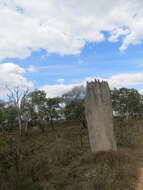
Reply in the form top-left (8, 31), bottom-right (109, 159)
top-left (0, 137), bottom-right (49, 190)
top-left (58, 151), bottom-right (139, 190)
top-left (114, 119), bottom-right (142, 148)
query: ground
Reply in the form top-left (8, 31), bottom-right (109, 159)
top-left (0, 119), bottom-right (143, 190)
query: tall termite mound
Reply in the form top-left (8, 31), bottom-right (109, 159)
top-left (85, 80), bottom-right (117, 152)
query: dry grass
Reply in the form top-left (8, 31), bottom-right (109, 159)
top-left (0, 119), bottom-right (142, 190)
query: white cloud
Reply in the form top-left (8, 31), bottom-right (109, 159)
top-left (56, 78), bottom-right (65, 84)
top-left (26, 65), bottom-right (37, 73)
top-left (41, 84), bottom-right (81, 98)
top-left (107, 73), bottom-right (143, 88)
top-left (0, 0), bottom-right (143, 59)
top-left (85, 73), bottom-right (143, 89)
top-left (41, 72), bottom-right (143, 97)
top-left (0, 63), bottom-right (33, 97)
top-left (109, 28), bottom-right (130, 42)
top-left (139, 89), bottom-right (143, 94)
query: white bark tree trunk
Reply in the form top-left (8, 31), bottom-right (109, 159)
top-left (18, 111), bottom-right (22, 136)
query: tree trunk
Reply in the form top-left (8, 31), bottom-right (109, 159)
top-left (50, 119), bottom-right (55, 130)
top-left (18, 112), bottom-right (22, 136)
top-left (85, 80), bottom-right (117, 152)
top-left (126, 111), bottom-right (129, 121)
top-left (49, 113), bottom-right (55, 131)
top-left (24, 121), bottom-right (28, 136)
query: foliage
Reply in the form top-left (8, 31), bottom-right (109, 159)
top-left (63, 99), bottom-right (87, 128)
top-left (62, 86), bottom-right (87, 128)
top-left (26, 90), bottom-right (48, 122)
top-left (112, 88), bottom-right (143, 118)
top-left (26, 90), bottom-right (62, 131)
top-left (0, 105), bottom-right (18, 131)
top-left (0, 86), bottom-right (143, 135)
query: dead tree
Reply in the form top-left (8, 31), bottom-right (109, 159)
top-left (6, 86), bottom-right (30, 136)
top-left (85, 80), bottom-right (117, 152)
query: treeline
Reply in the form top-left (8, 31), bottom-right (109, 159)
top-left (0, 86), bottom-right (143, 135)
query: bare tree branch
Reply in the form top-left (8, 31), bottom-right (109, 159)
top-left (6, 86), bottom-right (30, 136)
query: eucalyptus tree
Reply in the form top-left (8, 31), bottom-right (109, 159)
top-left (62, 85), bottom-right (87, 128)
top-left (111, 88), bottom-right (143, 119)
top-left (6, 86), bottom-right (30, 136)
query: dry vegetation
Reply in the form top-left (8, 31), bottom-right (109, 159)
top-left (0, 119), bottom-right (143, 190)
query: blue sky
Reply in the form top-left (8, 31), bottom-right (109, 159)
top-left (0, 0), bottom-right (143, 97)
top-left (2, 40), bottom-right (143, 96)
top-left (5, 41), bottom-right (143, 84)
